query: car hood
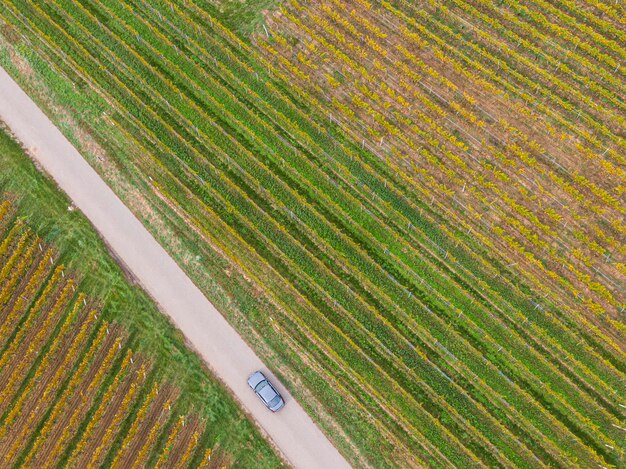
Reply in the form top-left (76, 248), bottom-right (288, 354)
top-left (248, 371), bottom-right (265, 389)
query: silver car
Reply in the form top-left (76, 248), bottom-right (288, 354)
top-left (247, 371), bottom-right (285, 412)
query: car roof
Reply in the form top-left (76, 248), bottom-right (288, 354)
top-left (258, 382), bottom-right (278, 403)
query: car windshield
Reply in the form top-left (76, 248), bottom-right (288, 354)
top-left (269, 395), bottom-right (282, 407)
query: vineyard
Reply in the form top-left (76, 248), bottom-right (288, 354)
top-left (0, 197), bottom-right (222, 467)
top-left (0, 0), bottom-right (624, 467)
top-left (0, 130), bottom-right (282, 468)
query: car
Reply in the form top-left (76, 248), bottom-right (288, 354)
top-left (247, 371), bottom-right (285, 412)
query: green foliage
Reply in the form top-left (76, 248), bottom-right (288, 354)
top-left (0, 0), bottom-right (624, 466)
top-left (0, 129), bottom-right (283, 467)
top-left (216, 0), bottom-right (283, 34)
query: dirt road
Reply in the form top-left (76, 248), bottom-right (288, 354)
top-left (0, 66), bottom-right (350, 469)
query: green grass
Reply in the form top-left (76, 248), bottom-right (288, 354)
top-left (216, 0), bottom-right (281, 33)
top-left (0, 0), bottom-right (624, 467)
top-left (0, 128), bottom-right (283, 468)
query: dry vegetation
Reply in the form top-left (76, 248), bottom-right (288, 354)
top-left (0, 0), bottom-right (624, 466)
top-left (0, 197), bottom-right (224, 468)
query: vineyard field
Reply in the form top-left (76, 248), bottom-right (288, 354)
top-left (0, 129), bottom-right (282, 468)
top-left (0, 0), bottom-right (624, 466)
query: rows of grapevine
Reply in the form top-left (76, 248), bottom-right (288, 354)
top-left (0, 197), bottom-right (221, 467)
top-left (256, 0), bottom-right (626, 462)
top-left (0, 0), bottom-right (623, 466)
top-left (265, 0), bottom-right (625, 320)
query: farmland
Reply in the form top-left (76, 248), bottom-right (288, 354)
top-left (0, 129), bottom-right (282, 468)
top-left (0, 0), bottom-right (624, 467)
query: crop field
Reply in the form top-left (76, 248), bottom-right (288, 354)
top-left (0, 0), bottom-right (624, 467)
top-left (0, 131), bottom-right (282, 468)
top-left (0, 198), bottom-right (217, 467)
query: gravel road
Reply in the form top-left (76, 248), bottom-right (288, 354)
top-left (0, 65), bottom-right (351, 469)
